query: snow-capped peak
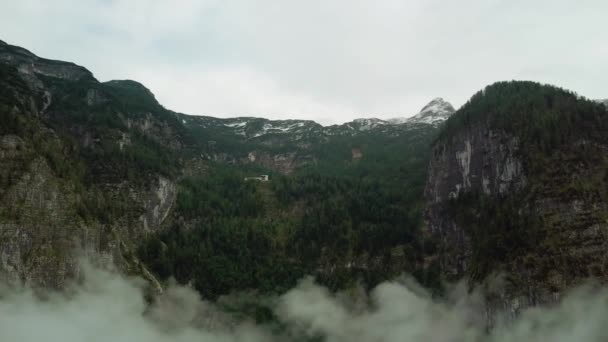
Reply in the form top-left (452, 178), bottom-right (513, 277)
top-left (419, 97), bottom-right (454, 116)
top-left (390, 98), bottom-right (455, 125)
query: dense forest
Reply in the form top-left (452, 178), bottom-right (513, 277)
top-left (6, 36), bottom-right (608, 315)
top-left (439, 81), bottom-right (608, 150)
top-left (138, 168), bottom-right (441, 299)
top-left (0, 44), bottom-right (445, 302)
top-left (138, 81), bottom-right (608, 299)
top-left (436, 81), bottom-right (608, 283)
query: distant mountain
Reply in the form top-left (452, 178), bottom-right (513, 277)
top-left (389, 98), bottom-right (455, 125)
top-left (181, 97), bottom-right (455, 142)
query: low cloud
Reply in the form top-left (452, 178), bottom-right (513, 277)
top-left (1, 261), bottom-right (608, 341)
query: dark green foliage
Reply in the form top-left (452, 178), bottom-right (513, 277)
top-left (177, 173), bottom-right (263, 220)
top-left (301, 127), bottom-right (432, 185)
top-left (139, 169), bottom-right (433, 299)
top-left (275, 175), bottom-right (423, 257)
top-left (447, 192), bottom-right (542, 281)
top-left (438, 81), bottom-right (608, 150)
top-left (138, 220), bottom-right (304, 299)
top-left (80, 131), bottom-right (179, 183)
top-left (0, 64), bottom-right (29, 108)
top-left (0, 43), bottom-right (444, 303)
top-left (437, 81), bottom-right (608, 281)
top-left (101, 80), bottom-right (161, 113)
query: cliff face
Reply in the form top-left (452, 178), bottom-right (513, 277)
top-left (425, 81), bottom-right (608, 313)
top-left (426, 122), bottom-right (526, 278)
top-left (0, 41), bottom-right (180, 289)
top-left (0, 40), bottom-right (95, 83)
top-left (0, 132), bottom-right (177, 288)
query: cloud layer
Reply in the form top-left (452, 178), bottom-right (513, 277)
top-left (2, 262), bottom-right (608, 341)
top-left (1, 1), bottom-right (607, 123)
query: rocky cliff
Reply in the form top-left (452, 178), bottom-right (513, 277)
top-left (426, 81), bottom-right (608, 313)
top-left (426, 123), bottom-right (526, 278)
top-left (0, 39), bottom-right (451, 291)
top-left (0, 40), bottom-right (181, 289)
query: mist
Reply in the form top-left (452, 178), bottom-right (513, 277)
top-left (1, 261), bottom-right (608, 342)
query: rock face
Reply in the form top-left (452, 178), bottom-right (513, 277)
top-left (425, 83), bottom-right (608, 315)
top-left (427, 124), bottom-right (526, 203)
top-left (0, 40), bottom-right (95, 83)
top-left (0, 131), bottom-right (177, 288)
top-left (0, 40), bottom-right (181, 289)
top-left (426, 122), bottom-right (527, 278)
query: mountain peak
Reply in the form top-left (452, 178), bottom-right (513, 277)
top-left (389, 98), bottom-right (455, 125)
top-left (407, 98), bottom-right (455, 124)
top-left (419, 97), bottom-right (454, 115)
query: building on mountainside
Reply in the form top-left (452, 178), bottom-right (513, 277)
top-left (244, 175), bottom-right (269, 182)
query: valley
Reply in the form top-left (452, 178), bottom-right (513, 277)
top-left (1, 39), bottom-right (608, 338)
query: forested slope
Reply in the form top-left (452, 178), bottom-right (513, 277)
top-left (427, 81), bottom-right (608, 312)
top-left (0, 39), bottom-right (444, 296)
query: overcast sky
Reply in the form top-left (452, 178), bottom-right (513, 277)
top-left (1, 0), bottom-right (606, 124)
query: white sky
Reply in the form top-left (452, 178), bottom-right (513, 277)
top-left (1, 0), bottom-right (607, 125)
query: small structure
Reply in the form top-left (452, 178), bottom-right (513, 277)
top-left (245, 174), bottom-right (269, 182)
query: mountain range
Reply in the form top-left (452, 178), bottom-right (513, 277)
top-left (1, 38), bottom-right (608, 320)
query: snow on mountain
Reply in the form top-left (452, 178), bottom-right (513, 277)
top-left (386, 117), bottom-right (409, 124)
top-left (181, 98), bottom-right (454, 139)
top-left (350, 118), bottom-right (389, 131)
top-left (390, 98), bottom-right (455, 126)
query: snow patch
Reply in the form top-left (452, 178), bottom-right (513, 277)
top-left (224, 121), bottom-right (247, 128)
top-left (389, 98), bottom-right (455, 126)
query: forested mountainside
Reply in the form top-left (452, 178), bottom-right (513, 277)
top-left (0, 40), bottom-right (447, 296)
top-left (3, 38), bottom-right (608, 317)
top-left (427, 81), bottom-right (608, 313)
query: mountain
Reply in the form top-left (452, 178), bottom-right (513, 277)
top-left (389, 97), bottom-right (455, 125)
top-left (0, 40), bottom-right (191, 289)
top-left (181, 98), bottom-right (455, 142)
top-left (5, 38), bottom-right (608, 318)
top-left (426, 81), bottom-right (608, 313)
top-left (0, 40), bottom-right (447, 294)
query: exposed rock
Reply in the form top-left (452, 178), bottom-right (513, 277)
top-left (0, 157), bottom-right (89, 288)
top-left (0, 40), bottom-right (95, 83)
top-left (427, 124), bottom-right (526, 206)
top-left (139, 176), bottom-right (177, 233)
top-left (425, 106), bottom-right (608, 318)
top-left (243, 151), bottom-right (315, 174)
top-left (351, 147), bottom-right (363, 160)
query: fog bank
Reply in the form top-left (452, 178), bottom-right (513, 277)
top-left (1, 262), bottom-right (607, 341)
